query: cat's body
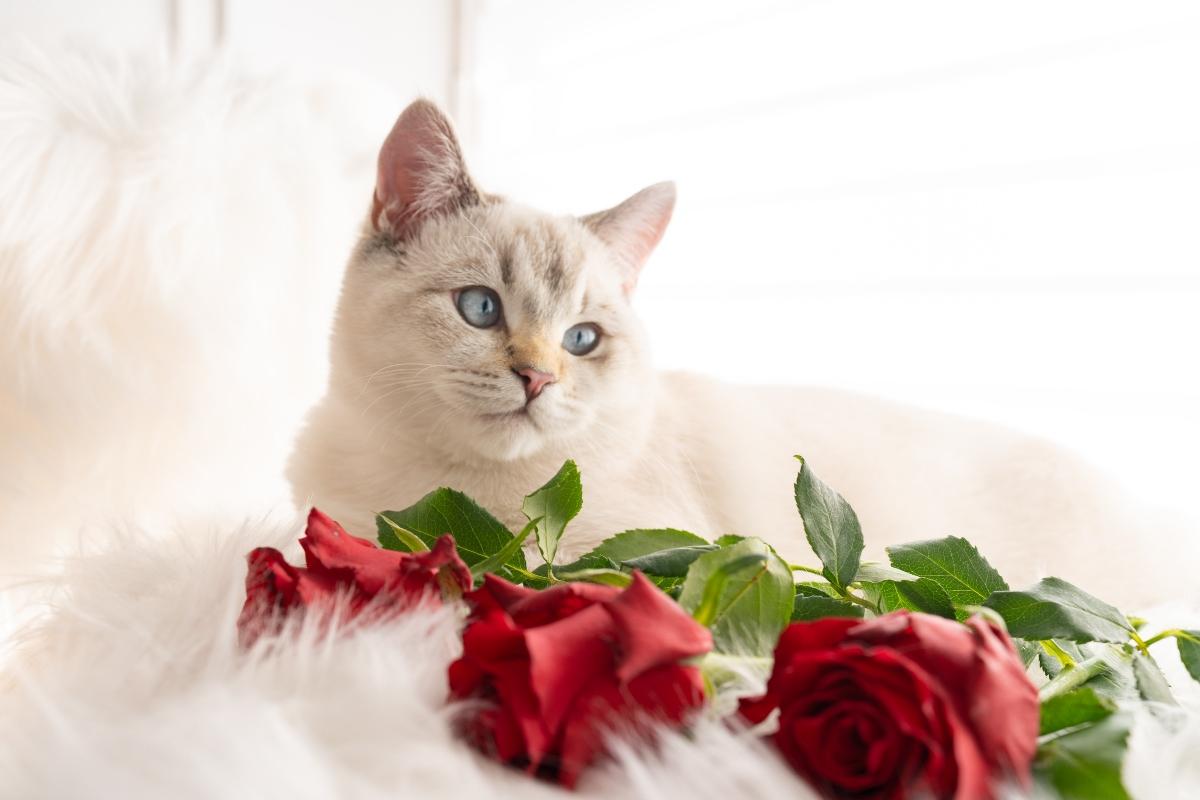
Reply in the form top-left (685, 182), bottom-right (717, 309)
top-left (295, 366), bottom-right (1142, 590)
top-left (289, 100), bottom-right (1194, 606)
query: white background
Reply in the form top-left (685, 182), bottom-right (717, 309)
top-left (4, 0), bottom-right (1198, 504)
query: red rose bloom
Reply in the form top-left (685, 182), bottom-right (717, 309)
top-left (740, 612), bottom-right (1038, 800)
top-left (448, 572), bottom-right (712, 787)
top-left (237, 508), bottom-right (471, 646)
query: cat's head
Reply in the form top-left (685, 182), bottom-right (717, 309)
top-left (331, 99), bottom-right (673, 463)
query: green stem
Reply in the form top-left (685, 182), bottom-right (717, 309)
top-left (838, 591), bottom-right (878, 612)
top-left (470, 517), bottom-right (541, 579)
top-left (1039, 655), bottom-right (1109, 701)
top-left (1040, 640), bottom-right (1077, 669)
top-left (789, 563), bottom-right (826, 577)
top-left (1130, 630), bottom-right (1150, 655)
top-left (1142, 628), bottom-right (1200, 648)
top-left (504, 565), bottom-right (547, 583)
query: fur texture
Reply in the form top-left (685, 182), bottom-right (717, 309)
top-left (0, 45), bottom-right (387, 579)
top-left (0, 519), bottom-right (820, 799)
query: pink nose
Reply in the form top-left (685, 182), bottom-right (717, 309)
top-left (514, 366), bottom-right (556, 402)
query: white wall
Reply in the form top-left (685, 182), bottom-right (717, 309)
top-left (462, 0), bottom-right (1200, 504)
top-left (0, 0), bottom-right (455, 107)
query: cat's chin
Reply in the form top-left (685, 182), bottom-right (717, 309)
top-left (448, 408), bottom-right (554, 463)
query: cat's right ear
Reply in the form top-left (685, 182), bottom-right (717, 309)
top-left (580, 182), bottom-right (676, 295)
top-left (372, 99), bottom-right (480, 241)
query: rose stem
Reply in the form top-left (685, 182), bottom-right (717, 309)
top-left (1038, 655), bottom-right (1110, 702)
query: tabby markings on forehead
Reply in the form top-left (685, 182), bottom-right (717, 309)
top-left (510, 221), bottom-right (581, 302)
top-left (360, 233), bottom-right (405, 261)
top-left (499, 252), bottom-right (515, 288)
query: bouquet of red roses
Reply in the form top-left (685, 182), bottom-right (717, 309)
top-left (238, 458), bottom-right (1200, 799)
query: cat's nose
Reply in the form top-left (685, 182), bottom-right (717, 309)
top-left (513, 366), bottom-right (557, 402)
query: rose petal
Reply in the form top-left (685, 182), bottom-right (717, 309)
top-left (738, 619), bottom-right (862, 722)
top-left (416, 534), bottom-right (473, 596)
top-left (606, 572), bottom-right (712, 681)
top-left (817, 703), bottom-right (896, 792)
top-left (506, 581), bottom-right (620, 628)
top-left (555, 664), bottom-right (706, 788)
top-left (555, 673), bottom-right (622, 788)
top-left (625, 664), bottom-right (707, 726)
top-left (484, 705), bottom-right (527, 763)
top-left (488, 660), bottom-right (552, 766)
top-left (525, 602), bottom-right (615, 734)
top-left (237, 547), bottom-right (343, 646)
top-left (453, 608), bottom-right (527, 675)
top-left (963, 617), bottom-right (1038, 785)
top-left (475, 573), bottom-right (542, 614)
top-left (300, 508), bottom-right (405, 593)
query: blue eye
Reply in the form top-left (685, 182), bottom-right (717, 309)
top-left (562, 323), bottom-right (601, 356)
top-left (455, 287), bottom-right (502, 328)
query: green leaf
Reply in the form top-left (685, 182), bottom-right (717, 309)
top-left (1013, 638), bottom-right (1041, 668)
top-left (985, 577), bottom-right (1133, 643)
top-left (793, 456), bottom-right (864, 591)
top-left (471, 517), bottom-right (541, 580)
top-left (678, 537), bottom-right (794, 657)
top-left (375, 514), bottom-right (429, 552)
top-left (584, 529), bottom-right (710, 566)
top-left (865, 578), bottom-right (955, 619)
top-left (886, 536), bottom-right (1007, 609)
top-left (1038, 640), bottom-right (1085, 678)
top-left (554, 568), bottom-right (633, 587)
top-left (1034, 714), bottom-right (1132, 800)
top-left (792, 595), bottom-right (865, 621)
top-left (853, 562), bottom-right (918, 583)
top-left (1088, 645), bottom-right (1141, 702)
top-left (1039, 686), bottom-right (1116, 736)
top-left (1132, 652), bottom-right (1177, 705)
top-left (794, 582), bottom-right (839, 598)
top-left (714, 534), bottom-right (745, 547)
top-left (521, 460), bottom-right (583, 568)
top-left (1177, 630), bottom-right (1200, 684)
top-left (540, 552), bottom-right (619, 575)
top-left (377, 488), bottom-right (524, 570)
top-left (621, 545), bottom-right (719, 577)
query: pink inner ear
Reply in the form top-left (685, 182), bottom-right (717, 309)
top-left (622, 209), bottom-right (672, 294)
top-left (600, 182), bottom-right (675, 295)
top-left (371, 100), bottom-right (470, 240)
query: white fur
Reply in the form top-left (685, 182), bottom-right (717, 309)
top-left (0, 45), bottom-right (387, 578)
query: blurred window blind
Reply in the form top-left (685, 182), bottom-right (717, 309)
top-left (458, 0), bottom-right (1200, 498)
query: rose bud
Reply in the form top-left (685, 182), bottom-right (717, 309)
top-left (237, 508), bottom-right (471, 646)
top-left (740, 611), bottom-right (1038, 800)
top-left (448, 572), bottom-right (712, 787)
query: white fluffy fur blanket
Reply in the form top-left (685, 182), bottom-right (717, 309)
top-left (2, 519), bottom-right (1199, 799)
top-left (1, 520), bottom-right (818, 799)
top-left (1, 46), bottom-right (1198, 800)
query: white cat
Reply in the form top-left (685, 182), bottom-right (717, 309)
top-left (289, 99), bottom-right (1195, 607)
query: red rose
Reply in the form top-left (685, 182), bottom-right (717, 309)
top-left (448, 572), bottom-right (713, 787)
top-left (237, 508), bottom-right (472, 646)
top-left (740, 612), bottom-right (1038, 800)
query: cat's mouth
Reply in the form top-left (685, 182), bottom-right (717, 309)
top-left (481, 407), bottom-right (536, 426)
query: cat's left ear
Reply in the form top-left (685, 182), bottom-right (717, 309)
top-left (372, 99), bottom-right (480, 241)
top-left (581, 182), bottom-right (675, 294)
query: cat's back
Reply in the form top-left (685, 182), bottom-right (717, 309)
top-left (655, 371), bottom-right (1194, 604)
